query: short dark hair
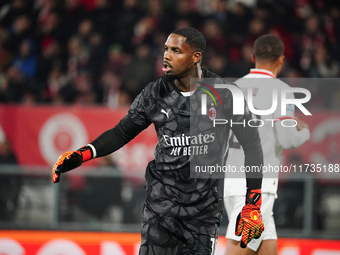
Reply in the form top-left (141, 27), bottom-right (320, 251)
top-left (172, 27), bottom-right (206, 53)
top-left (253, 34), bottom-right (284, 62)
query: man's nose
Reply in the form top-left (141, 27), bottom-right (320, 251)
top-left (164, 50), bottom-right (170, 60)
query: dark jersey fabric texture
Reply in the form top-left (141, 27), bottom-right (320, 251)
top-left (90, 69), bottom-right (263, 254)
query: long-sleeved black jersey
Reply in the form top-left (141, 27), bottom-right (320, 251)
top-left (90, 69), bottom-right (263, 223)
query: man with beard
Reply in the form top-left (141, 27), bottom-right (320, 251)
top-left (52, 27), bottom-right (264, 255)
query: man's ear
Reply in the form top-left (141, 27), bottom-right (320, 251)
top-left (274, 55), bottom-right (285, 69)
top-left (251, 54), bottom-right (256, 64)
top-left (193, 52), bottom-right (202, 64)
top-left (275, 55), bottom-right (285, 73)
top-left (278, 55), bottom-right (285, 65)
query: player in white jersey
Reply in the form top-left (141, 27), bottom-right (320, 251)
top-left (224, 34), bottom-right (310, 255)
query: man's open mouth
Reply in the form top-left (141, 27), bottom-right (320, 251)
top-left (162, 62), bottom-right (172, 72)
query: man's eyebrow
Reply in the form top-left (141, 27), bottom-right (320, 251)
top-left (164, 44), bottom-right (182, 51)
top-left (171, 46), bottom-right (181, 50)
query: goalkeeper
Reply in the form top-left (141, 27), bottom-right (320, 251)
top-left (52, 27), bottom-right (264, 255)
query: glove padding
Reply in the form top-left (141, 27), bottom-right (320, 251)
top-left (235, 189), bottom-right (264, 248)
top-left (52, 146), bottom-right (92, 183)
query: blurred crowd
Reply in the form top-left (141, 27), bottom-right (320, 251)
top-left (0, 0), bottom-right (339, 107)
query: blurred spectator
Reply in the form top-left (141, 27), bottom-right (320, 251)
top-left (12, 38), bottom-right (37, 78)
top-left (77, 18), bottom-right (94, 47)
top-left (9, 38), bottom-right (45, 102)
top-left (132, 16), bottom-right (157, 46)
top-left (143, 0), bottom-right (164, 26)
top-left (35, 37), bottom-right (63, 88)
top-left (113, 0), bottom-right (142, 52)
top-left (0, 139), bottom-right (22, 221)
top-left (230, 42), bottom-right (254, 77)
top-left (89, 0), bottom-right (115, 43)
top-left (246, 17), bottom-right (266, 42)
top-left (46, 66), bottom-right (68, 104)
top-left (0, 28), bottom-right (12, 73)
top-left (206, 52), bottom-right (235, 78)
top-left (74, 18), bottom-right (107, 99)
top-left (22, 90), bottom-right (38, 105)
top-left (142, 0), bottom-right (176, 34)
top-left (327, 5), bottom-right (340, 60)
top-left (174, 0), bottom-right (203, 29)
top-left (34, 0), bottom-right (60, 24)
top-left (73, 71), bottom-right (95, 105)
top-left (100, 70), bottom-right (131, 108)
top-left (197, 0), bottom-right (227, 20)
top-left (226, 2), bottom-right (252, 48)
top-left (173, 18), bottom-right (193, 31)
top-left (202, 18), bottom-right (228, 56)
top-left (0, 0), bottom-right (31, 29)
top-left (123, 44), bottom-right (156, 98)
top-left (0, 0), bottom-right (338, 108)
top-left (35, 11), bottom-right (63, 47)
top-left (59, 0), bottom-right (86, 42)
top-left (298, 14), bottom-right (327, 73)
top-left (105, 44), bottom-right (130, 77)
top-left (6, 14), bottom-right (32, 54)
top-left (6, 65), bottom-right (29, 102)
top-left (309, 45), bottom-right (340, 78)
top-left (0, 75), bottom-right (9, 102)
top-left (66, 36), bottom-right (89, 79)
top-left (87, 31), bottom-right (107, 99)
top-left (0, 139), bottom-right (16, 164)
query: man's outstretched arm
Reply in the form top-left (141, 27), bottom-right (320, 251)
top-left (52, 114), bottom-right (150, 183)
top-left (52, 88), bottom-right (152, 183)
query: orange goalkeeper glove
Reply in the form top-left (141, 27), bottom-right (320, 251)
top-left (52, 146), bottom-right (93, 183)
top-left (235, 189), bottom-right (264, 248)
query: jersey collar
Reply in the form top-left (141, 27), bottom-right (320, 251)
top-left (249, 69), bottom-right (275, 78)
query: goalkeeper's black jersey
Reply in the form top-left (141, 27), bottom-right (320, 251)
top-left (91, 69), bottom-right (262, 221)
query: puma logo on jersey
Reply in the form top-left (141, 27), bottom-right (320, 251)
top-left (161, 109), bottom-right (170, 118)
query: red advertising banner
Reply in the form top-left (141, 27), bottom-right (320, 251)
top-left (0, 230), bottom-right (339, 255)
top-left (0, 106), bottom-right (339, 176)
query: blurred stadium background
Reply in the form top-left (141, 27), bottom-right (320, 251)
top-left (0, 0), bottom-right (339, 254)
